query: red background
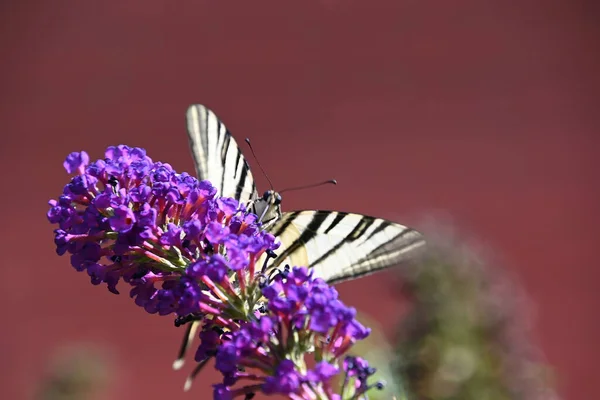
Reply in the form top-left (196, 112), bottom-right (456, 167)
top-left (1, 1), bottom-right (598, 399)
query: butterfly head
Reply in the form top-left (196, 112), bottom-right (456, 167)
top-left (262, 190), bottom-right (282, 206)
top-left (253, 190), bottom-right (282, 226)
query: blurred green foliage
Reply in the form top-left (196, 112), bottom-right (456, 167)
top-left (349, 313), bottom-right (407, 400)
top-left (36, 343), bottom-right (112, 400)
top-left (392, 222), bottom-right (559, 400)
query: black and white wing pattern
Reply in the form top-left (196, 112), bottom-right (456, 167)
top-left (266, 211), bottom-right (425, 284)
top-left (186, 104), bottom-right (257, 204)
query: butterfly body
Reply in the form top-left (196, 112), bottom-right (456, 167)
top-left (249, 190), bottom-right (282, 229)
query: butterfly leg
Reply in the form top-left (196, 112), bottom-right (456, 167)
top-left (267, 264), bottom-right (291, 283)
top-left (260, 217), bottom-right (280, 231)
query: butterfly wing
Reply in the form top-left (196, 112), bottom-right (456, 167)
top-left (186, 104), bottom-right (258, 204)
top-left (266, 210), bottom-right (425, 284)
top-left (175, 105), bottom-right (259, 377)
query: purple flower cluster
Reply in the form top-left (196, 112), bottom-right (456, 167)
top-left (49, 145), bottom-right (384, 400)
top-left (48, 145), bottom-right (278, 318)
top-left (201, 267), bottom-right (383, 400)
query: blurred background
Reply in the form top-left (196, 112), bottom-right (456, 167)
top-left (1, 1), bottom-right (598, 399)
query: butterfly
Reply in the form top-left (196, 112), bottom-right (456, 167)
top-left (174, 104), bottom-right (426, 384)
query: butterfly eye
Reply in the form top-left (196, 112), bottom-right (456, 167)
top-left (274, 194), bottom-right (282, 205)
top-left (262, 191), bottom-right (270, 201)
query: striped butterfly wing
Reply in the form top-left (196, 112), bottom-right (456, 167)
top-left (266, 210), bottom-right (425, 284)
top-left (175, 105), bottom-right (259, 378)
top-left (186, 104), bottom-right (258, 203)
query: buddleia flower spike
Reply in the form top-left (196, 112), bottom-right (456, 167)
top-left (48, 145), bottom-right (390, 399)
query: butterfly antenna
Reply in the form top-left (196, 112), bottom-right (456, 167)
top-left (279, 179), bottom-right (337, 194)
top-left (245, 138), bottom-right (274, 190)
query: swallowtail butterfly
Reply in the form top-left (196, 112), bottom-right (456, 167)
top-left (174, 104), bottom-right (425, 382)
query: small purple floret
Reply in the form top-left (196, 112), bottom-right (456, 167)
top-left (63, 151), bottom-right (90, 174)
